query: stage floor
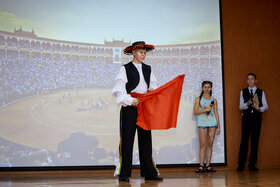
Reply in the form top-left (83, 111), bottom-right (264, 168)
top-left (0, 167), bottom-right (280, 186)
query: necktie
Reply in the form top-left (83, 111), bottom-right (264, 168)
top-left (250, 89), bottom-right (254, 113)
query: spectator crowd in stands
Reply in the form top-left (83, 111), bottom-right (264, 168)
top-left (0, 33), bottom-right (224, 167)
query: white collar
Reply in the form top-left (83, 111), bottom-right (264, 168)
top-left (132, 61), bottom-right (142, 68)
top-left (248, 86), bottom-right (257, 91)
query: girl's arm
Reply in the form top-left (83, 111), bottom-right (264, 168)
top-left (214, 99), bottom-right (221, 135)
top-left (193, 97), bottom-right (211, 115)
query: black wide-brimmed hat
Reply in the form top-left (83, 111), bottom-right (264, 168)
top-left (124, 41), bottom-right (155, 55)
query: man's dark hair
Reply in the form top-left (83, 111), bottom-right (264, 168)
top-left (247, 73), bottom-right (257, 80)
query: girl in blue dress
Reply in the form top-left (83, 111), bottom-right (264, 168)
top-left (193, 81), bottom-right (220, 172)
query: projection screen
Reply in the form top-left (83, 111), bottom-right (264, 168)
top-left (0, 0), bottom-right (225, 167)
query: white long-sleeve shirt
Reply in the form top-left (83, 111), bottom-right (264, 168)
top-left (112, 62), bottom-right (158, 106)
top-left (239, 86), bottom-right (268, 112)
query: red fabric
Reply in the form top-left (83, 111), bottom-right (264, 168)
top-left (130, 74), bottom-right (185, 130)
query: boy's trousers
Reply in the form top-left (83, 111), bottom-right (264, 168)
top-left (116, 106), bottom-right (158, 177)
top-left (238, 115), bottom-right (262, 167)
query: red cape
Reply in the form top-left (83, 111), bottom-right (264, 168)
top-left (130, 74), bottom-right (185, 130)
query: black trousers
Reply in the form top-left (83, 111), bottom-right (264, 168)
top-left (116, 106), bottom-right (158, 177)
top-left (238, 115), bottom-right (262, 167)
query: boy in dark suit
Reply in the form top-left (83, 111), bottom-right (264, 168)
top-left (237, 73), bottom-right (268, 171)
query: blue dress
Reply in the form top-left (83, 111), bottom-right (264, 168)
top-left (197, 96), bottom-right (217, 128)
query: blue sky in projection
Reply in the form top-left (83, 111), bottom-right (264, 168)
top-left (0, 0), bottom-right (220, 45)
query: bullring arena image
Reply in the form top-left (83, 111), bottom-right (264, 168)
top-left (0, 28), bottom-right (224, 167)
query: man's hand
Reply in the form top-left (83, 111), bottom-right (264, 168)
top-left (132, 98), bottom-right (139, 107)
top-left (252, 103), bottom-right (260, 111)
top-left (147, 88), bottom-right (154, 93)
top-left (246, 101), bottom-right (253, 106)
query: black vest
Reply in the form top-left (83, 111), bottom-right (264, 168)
top-left (124, 61), bottom-right (151, 93)
top-left (242, 88), bottom-right (263, 117)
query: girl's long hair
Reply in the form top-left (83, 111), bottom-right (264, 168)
top-left (199, 81), bottom-right (213, 106)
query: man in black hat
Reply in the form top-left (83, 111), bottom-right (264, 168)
top-left (112, 41), bottom-right (163, 182)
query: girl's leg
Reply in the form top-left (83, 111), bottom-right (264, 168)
top-left (205, 127), bottom-right (216, 167)
top-left (198, 128), bottom-right (208, 166)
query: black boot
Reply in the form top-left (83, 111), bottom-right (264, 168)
top-left (119, 176), bottom-right (129, 182)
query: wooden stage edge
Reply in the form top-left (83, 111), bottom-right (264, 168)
top-left (0, 166), bottom-right (279, 177)
top-left (0, 166), bottom-right (280, 174)
top-left (0, 167), bottom-right (280, 187)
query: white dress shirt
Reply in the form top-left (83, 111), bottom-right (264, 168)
top-left (239, 86), bottom-right (268, 112)
top-left (112, 62), bottom-right (158, 106)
